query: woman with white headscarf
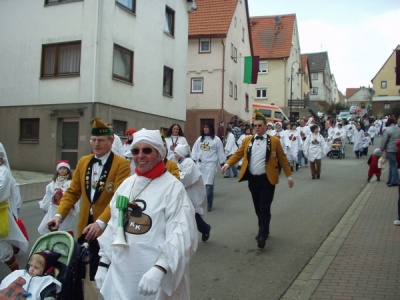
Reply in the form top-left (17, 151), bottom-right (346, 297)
top-left (0, 143), bottom-right (28, 272)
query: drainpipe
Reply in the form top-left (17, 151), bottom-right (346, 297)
top-left (221, 38), bottom-right (225, 122)
top-left (91, 0), bottom-right (100, 119)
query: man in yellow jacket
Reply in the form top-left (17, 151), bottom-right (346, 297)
top-left (221, 111), bottom-right (294, 249)
top-left (47, 118), bottom-right (131, 280)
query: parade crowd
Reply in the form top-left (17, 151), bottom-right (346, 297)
top-left (1, 111), bottom-right (400, 299)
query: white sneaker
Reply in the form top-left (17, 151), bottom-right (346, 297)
top-left (393, 220), bottom-right (400, 226)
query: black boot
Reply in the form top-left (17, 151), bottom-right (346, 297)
top-left (377, 176), bottom-right (380, 182)
top-left (367, 176), bottom-right (372, 182)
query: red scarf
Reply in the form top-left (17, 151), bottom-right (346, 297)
top-left (135, 161), bottom-right (166, 179)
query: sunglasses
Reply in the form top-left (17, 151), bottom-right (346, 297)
top-left (132, 147), bottom-right (154, 155)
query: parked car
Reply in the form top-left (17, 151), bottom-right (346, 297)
top-left (337, 111), bottom-right (350, 121)
top-left (349, 106), bottom-right (361, 115)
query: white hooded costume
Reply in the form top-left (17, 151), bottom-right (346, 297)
top-left (175, 144), bottom-right (207, 215)
top-left (191, 135), bottom-right (225, 185)
top-left (96, 129), bottom-right (197, 300)
top-left (303, 131), bottom-right (328, 161)
top-left (0, 143), bottom-right (28, 263)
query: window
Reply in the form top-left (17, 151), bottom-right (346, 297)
top-left (229, 81), bottom-right (233, 97)
top-left (381, 81), bottom-right (387, 89)
top-left (41, 41), bottom-right (81, 77)
top-left (259, 62), bottom-right (268, 73)
top-left (234, 84), bottom-right (237, 99)
top-left (164, 6), bottom-right (175, 36)
top-left (45, 0), bottom-right (80, 5)
top-left (384, 103), bottom-right (390, 109)
top-left (256, 88), bottom-right (267, 99)
top-left (199, 39), bottom-right (211, 53)
top-left (116, 0), bottom-right (135, 13)
top-left (20, 118), bottom-right (39, 143)
top-left (112, 120), bottom-right (127, 137)
top-left (245, 93), bottom-right (249, 112)
top-left (242, 27), bottom-right (245, 42)
top-left (113, 44), bottom-right (134, 83)
top-left (310, 87), bottom-right (318, 95)
top-left (191, 78), bottom-right (203, 93)
top-left (311, 73), bottom-right (318, 80)
top-left (163, 66), bottom-right (173, 96)
top-left (230, 44), bottom-right (237, 62)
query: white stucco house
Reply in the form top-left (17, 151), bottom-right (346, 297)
top-left (0, 0), bottom-right (195, 172)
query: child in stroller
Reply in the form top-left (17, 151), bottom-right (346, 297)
top-left (0, 231), bottom-right (88, 300)
top-left (329, 137), bottom-right (345, 159)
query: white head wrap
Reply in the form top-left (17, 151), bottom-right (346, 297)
top-left (0, 143), bottom-right (10, 170)
top-left (131, 129), bottom-right (166, 159)
top-left (174, 144), bottom-right (191, 158)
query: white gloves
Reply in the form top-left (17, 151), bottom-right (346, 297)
top-left (94, 266), bottom-right (108, 290)
top-left (138, 266), bottom-right (165, 296)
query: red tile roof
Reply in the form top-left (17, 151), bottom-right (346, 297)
top-left (346, 88), bottom-right (359, 98)
top-left (189, 0), bottom-right (239, 38)
top-left (250, 14), bottom-right (296, 59)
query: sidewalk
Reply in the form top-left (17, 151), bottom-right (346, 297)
top-left (282, 167), bottom-right (400, 300)
top-left (12, 170), bottom-right (52, 202)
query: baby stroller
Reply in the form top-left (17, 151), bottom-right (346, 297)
top-left (329, 138), bottom-right (345, 159)
top-left (27, 231), bottom-right (89, 300)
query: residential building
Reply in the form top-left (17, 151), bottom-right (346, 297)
top-left (371, 45), bottom-right (400, 117)
top-left (305, 52), bottom-right (333, 108)
top-left (345, 87), bottom-right (372, 115)
top-left (186, 0), bottom-right (254, 145)
top-left (250, 14), bottom-right (304, 119)
top-left (0, 0), bottom-right (195, 172)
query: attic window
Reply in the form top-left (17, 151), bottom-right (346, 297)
top-left (199, 39), bottom-right (211, 53)
top-left (381, 81), bottom-right (387, 89)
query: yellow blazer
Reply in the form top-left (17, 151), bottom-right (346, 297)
top-left (226, 135), bottom-right (292, 185)
top-left (56, 152), bottom-right (131, 238)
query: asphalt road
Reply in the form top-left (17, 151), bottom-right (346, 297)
top-left (0, 138), bottom-right (376, 299)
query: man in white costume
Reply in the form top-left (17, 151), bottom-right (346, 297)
top-left (296, 118), bottom-right (311, 168)
top-left (0, 143), bottom-right (28, 272)
top-left (174, 144), bottom-right (211, 242)
top-left (285, 123), bottom-right (302, 171)
top-left (191, 122), bottom-right (225, 211)
top-left (95, 129), bottom-right (197, 300)
top-left (223, 127), bottom-right (238, 178)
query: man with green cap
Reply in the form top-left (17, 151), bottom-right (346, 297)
top-left (47, 117), bottom-right (131, 283)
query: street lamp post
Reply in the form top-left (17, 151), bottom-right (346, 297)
top-left (289, 61), bottom-right (301, 117)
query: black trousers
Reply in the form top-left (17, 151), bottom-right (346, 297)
top-left (195, 213), bottom-right (210, 234)
top-left (248, 174), bottom-right (276, 239)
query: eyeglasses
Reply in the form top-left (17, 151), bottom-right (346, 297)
top-left (254, 124), bottom-right (263, 128)
top-left (132, 147), bottom-right (154, 155)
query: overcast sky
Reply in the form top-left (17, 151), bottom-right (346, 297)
top-left (248, 0), bottom-right (400, 93)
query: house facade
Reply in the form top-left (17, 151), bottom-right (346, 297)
top-left (250, 14), bottom-right (303, 118)
top-left (305, 52), bottom-right (333, 106)
top-left (0, 0), bottom-right (195, 172)
top-left (371, 45), bottom-right (400, 117)
top-left (345, 87), bottom-right (372, 115)
top-left (186, 0), bottom-right (254, 145)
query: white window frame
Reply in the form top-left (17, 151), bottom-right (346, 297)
top-left (310, 87), bottom-right (318, 95)
top-left (191, 78), bottom-right (203, 93)
top-left (384, 103), bottom-right (390, 109)
top-left (311, 73), bottom-right (318, 80)
top-left (381, 81), bottom-right (387, 89)
top-left (229, 81), bottom-right (233, 97)
top-left (256, 88), bottom-right (267, 99)
top-left (259, 62), bottom-right (268, 73)
top-left (199, 38), bottom-right (211, 53)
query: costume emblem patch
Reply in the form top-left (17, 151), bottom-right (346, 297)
top-left (124, 200), bottom-right (152, 234)
top-left (106, 182), bottom-right (114, 193)
top-left (271, 151), bottom-right (276, 157)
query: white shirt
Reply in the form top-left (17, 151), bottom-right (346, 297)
top-left (249, 135), bottom-right (267, 175)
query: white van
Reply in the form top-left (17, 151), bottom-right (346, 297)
top-left (252, 103), bottom-right (289, 123)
